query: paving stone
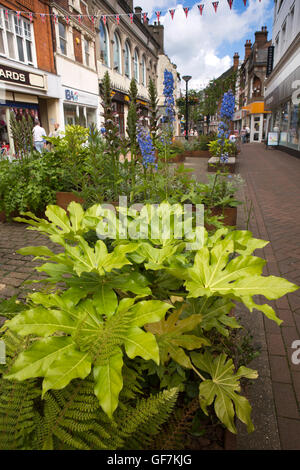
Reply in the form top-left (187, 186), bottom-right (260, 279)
top-left (273, 382), bottom-right (300, 419)
top-left (277, 418), bottom-right (300, 450)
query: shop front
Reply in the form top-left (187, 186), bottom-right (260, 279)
top-left (62, 86), bottom-right (98, 129)
top-left (242, 102), bottom-right (270, 142)
top-left (265, 65), bottom-right (300, 156)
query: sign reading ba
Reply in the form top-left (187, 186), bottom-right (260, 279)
top-left (65, 89), bottom-right (79, 102)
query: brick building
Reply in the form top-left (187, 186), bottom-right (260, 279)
top-left (0, 0), bottom-right (61, 150)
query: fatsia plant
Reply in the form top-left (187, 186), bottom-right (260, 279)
top-left (2, 202), bottom-right (298, 436)
top-left (3, 291), bottom-right (172, 418)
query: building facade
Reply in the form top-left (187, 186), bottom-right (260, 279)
top-left (237, 27), bottom-right (271, 143)
top-left (157, 52), bottom-right (180, 135)
top-left (0, 0), bottom-right (61, 151)
top-left (265, 0), bottom-right (300, 156)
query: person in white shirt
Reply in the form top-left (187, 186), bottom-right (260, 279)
top-left (33, 120), bottom-right (47, 153)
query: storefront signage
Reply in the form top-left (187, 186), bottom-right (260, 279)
top-left (267, 132), bottom-right (279, 146)
top-left (0, 65), bottom-right (45, 89)
top-left (266, 46), bottom-right (274, 77)
top-left (65, 89), bottom-right (79, 102)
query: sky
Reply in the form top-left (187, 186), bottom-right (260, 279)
top-left (133, 0), bottom-right (274, 90)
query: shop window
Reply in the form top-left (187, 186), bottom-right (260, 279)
top-left (0, 10), bottom-right (35, 64)
top-left (288, 103), bottom-right (299, 149)
top-left (99, 20), bottom-right (109, 67)
top-left (134, 49), bottom-right (139, 82)
top-left (59, 21), bottom-right (67, 55)
top-left (124, 41), bottom-right (131, 78)
top-left (113, 32), bottom-right (121, 73)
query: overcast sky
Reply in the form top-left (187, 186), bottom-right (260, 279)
top-left (133, 0), bottom-right (273, 89)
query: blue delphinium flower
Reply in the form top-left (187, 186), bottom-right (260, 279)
top-left (137, 126), bottom-right (157, 169)
top-left (217, 90), bottom-right (235, 163)
top-left (163, 69), bottom-right (175, 124)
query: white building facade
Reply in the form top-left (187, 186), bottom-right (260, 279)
top-left (265, 0), bottom-right (300, 155)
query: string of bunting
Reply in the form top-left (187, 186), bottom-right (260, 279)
top-left (0, 0), bottom-right (263, 26)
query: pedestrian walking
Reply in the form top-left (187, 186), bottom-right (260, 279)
top-left (49, 123), bottom-right (61, 138)
top-left (241, 127), bottom-right (247, 144)
top-left (246, 126), bottom-right (250, 143)
top-left (33, 120), bottom-right (47, 153)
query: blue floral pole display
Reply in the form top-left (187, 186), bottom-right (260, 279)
top-left (137, 125), bottom-right (157, 170)
top-left (218, 90), bottom-right (235, 163)
top-left (163, 69), bottom-right (176, 126)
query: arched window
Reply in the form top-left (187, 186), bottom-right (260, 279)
top-left (113, 32), bottom-right (122, 73)
top-left (99, 20), bottom-right (109, 66)
top-left (142, 56), bottom-right (146, 86)
top-left (124, 41), bottom-right (131, 78)
top-left (134, 49), bottom-right (139, 82)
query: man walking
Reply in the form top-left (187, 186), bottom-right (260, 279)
top-left (33, 120), bottom-right (46, 153)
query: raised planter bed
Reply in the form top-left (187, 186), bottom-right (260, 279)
top-left (208, 157), bottom-right (236, 173)
top-left (205, 206), bottom-right (237, 230)
top-left (56, 191), bottom-right (85, 211)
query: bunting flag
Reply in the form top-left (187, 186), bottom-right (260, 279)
top-left (212, 2), bottom-right (219, 13)
top-left (16, 11), bottom-right (20, 20)
top-left (78, 15), bottom-right (82, 23)
top-left (116, 14), bottom-right (120, 24)
top-left (5, 9), bottom-right (8, 20)
top-left (102, 15), bottom-right (106, 25)
top-left (243, 0), bottom-right (247, 5)
top-left (183, 7), bottom-right (189, 18)
top-left (29, 12), bottom-right (33, 23)
top-left (155, 11), bottom-right (161, 23)
top-left (143, 12), bottom-right (147, 23)
top-left (53, 14), bottom-right (57, 24)
top-left (198, 4), bottom-right (204, 16)
top-left (91, 15), bottom-right (95, 24)
top-left (66, 15), bottom-right (69, 25)
top-left (169, 9), bottom-right (175, 20)
top-left (40, 13), bottom-right (45, 23)
top-left (129, 13), bottom-right (133, 23)
top-left (227, 0), bottom-right (234, 9)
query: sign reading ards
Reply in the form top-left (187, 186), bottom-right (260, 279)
top-left (0, 65), bottom-right (45, 89)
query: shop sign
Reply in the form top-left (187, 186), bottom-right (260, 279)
top-left (0, 64), bottom-right (45, 88)
top-left (267, 132), bottom-right (279, 146)
top-left (65, 89), bottom-right (79, 102)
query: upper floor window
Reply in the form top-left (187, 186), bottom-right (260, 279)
top-left (0, 10), bottom-right (35, 65)
top-left (99, 20), bottom-right (109, 67)
top-left (124, 41), bottom-right (131, 78)
top-left (113, 32), bottom-right (121, 73)
top-left (58, 21), bottom-right (67, 55)
top-left (142, 56), bottom-right (146, 86)
top-left (84, 38), bottom-right (89, 66)
top-left (134, 49), bottom-right (139, 82)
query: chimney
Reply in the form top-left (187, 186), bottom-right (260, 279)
top-left (254, 26), bottom-right (268, 47)
top-left (148, 23), bottom-right (164, 53)
top-left (244, 40), bottom-right (252, 60)
top-left (126, 0), bottom-right (133, 9)
top-left (134, 6), bottom-right (142, 21)
top-left (233, 52), bottom-right (239, 71)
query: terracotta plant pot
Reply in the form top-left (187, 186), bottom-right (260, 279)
top-left (56, 192), bottom-right (84, 211)
top-left (205, 206), bottom-right (237, 230)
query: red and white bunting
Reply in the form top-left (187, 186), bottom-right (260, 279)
top-left (243, 0), bottom-right (247, 6)
top-left (198, 4), bottom-right (204, 16)
top-left (66, 15), bottom-right (69, 25)
top-left (155, 11), bottom-right (161, 23)
top-left (40, 13), bottom-right (45, 23)
top-left (227, 0), bottom-right (234, 9)
top-left (16, 11), bottom-right (20, 20)
top-left (29, 12), bottom-right (33, 23)
top-left (169, 9), bottom-right (175, 20)
top-left (212, 1), bottom-right (219, 13)
top-left (129, 13), bottom-right (133, 23)
top-left (183, 7), bottom-right (189, 18)
top-left (143, 12), bottom-right (147, 23)
top-left (116, 14), bottom-right (120, 24)
top-left (78, 15), bottom-right (82, 23)
top-left (5, 9), bottom-right (8, 20)
top-left (91, 15), bottom-right (95, 24)
top-left (102, 15), bottom-right (106, 25)
top-left (53, 14), bottom-right (58, 24)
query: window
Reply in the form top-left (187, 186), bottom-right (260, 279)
top-left (0, 10), bottom-right (35, 64)
top-left (84, 38), bottom-right (89, 66)
top-left (58, 21), bottom-right (67, 55)
top-left (124, 41), bottom-right (131, 78)
top-left (142, 56), bottom-right (146, 86)
top-left (134, 49), bottom-right (139, 82)
top-left (281, 22), bottom-right (286, 53)
top-left (99, 20), bottom-right (109, 66)
top-left (113, 32), bottom-right (121, 73)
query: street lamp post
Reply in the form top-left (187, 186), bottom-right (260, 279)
top-left (182, 75), bottom-right (192, 140)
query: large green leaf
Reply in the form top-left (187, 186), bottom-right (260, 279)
top-left (124, 326), bottom-right (160, 364)
top-left (93, 348), bottom-right (123, 418)
top-left (191, 351), bottom-right (258, 434)
top-left (5, 337), bottom-right (74, 381)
